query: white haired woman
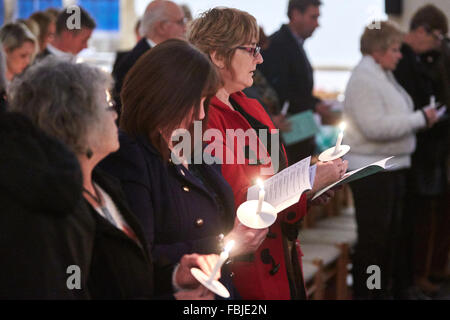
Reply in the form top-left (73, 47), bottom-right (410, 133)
top-left (343, 21), bottom-right (438, 300)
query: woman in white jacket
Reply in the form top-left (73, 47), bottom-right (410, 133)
top-left (343, 21), bottom-right (437, 300)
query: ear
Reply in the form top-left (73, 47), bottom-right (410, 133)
top-left (209, 51), bottom-right (225, 69)
top-left (154, 20), bottom-right (168, 36)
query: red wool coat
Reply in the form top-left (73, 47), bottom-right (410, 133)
top-left (207, 92), bottom-right (308, 300)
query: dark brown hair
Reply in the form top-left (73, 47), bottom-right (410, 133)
top-left (120, 39), bottom-right (222, 158)
top-left (29, 11), bottom-right (54, 50)
top-left (55, 6), bottom-right (96, 35)
top-left (288, 0), bottom-right (322, 19)
top-left (410, 4), bottom-right (448, 35)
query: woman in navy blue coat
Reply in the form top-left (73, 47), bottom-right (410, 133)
top-left (100, 40), bottom-right (268, 298)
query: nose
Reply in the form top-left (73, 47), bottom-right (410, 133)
top-left (255, 52), bottom-right (264, 64)
top-left (198, 103), bottom-right (205, 120)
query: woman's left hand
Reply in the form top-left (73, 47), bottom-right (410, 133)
top-left (175, 253), bottom-right (220, 289)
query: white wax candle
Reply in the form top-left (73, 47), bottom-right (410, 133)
top-left (430, 95), bottom-right (436, 108)
top-left (208, 240), bottom-right (235, 282)
top-left (333, 122), bottom-right (346, 155)
top-left (256, 179), bottom-right (265, 214)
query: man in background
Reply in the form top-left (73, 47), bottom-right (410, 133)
top-left (112, 0), bottom-right (186, 118)
top-left (260, 0), bottom-right (334, 163)
top-left (36, 6), bottom-right (96, 62)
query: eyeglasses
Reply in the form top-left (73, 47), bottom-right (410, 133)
top-left (424, 25), bottom-right (444, 42)
top-left (431, 31), bottom-right (444, 42)
top-left (235, 46), bottom-right (261, 57)
top-left (168, 17), bottom-right (188, 26)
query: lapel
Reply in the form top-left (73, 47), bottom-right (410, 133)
top-left (91, 169), bottom-right (151, 257)
top-left (136, 135), bottom-right (219, 204)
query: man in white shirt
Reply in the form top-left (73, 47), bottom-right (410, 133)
top-left (36, 6), bottom-right (96, 63)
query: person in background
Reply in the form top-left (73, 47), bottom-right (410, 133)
top-left (29, 11), bottom-right (56, 54)
top-left (112, 0), bottom-right (187, 118)
top-left (112, 19), bottom-right (143, 72)
top-left (259, 0), bottom-right (335, 164)
top-left (0, 23), bottom-right (37, 84)
top-left (0, 44), bottom-right (7, 112)
top-left (189, 7), bottom-right (347, 300)
top-left (392, 4), bottom-right (449, 298)
top-left (181, 4), bottom-right (193, 22)
top-left (45, 7), bottom-right (60, 21)
top-left (5, 58), bottom-right (218, 300)
top-left (36, 6), bottom-right (96, 62)
top-left (343, 21), bottom-right (438, 300)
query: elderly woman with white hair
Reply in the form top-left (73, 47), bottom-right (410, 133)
top-left (3, 58), bottom-right (219, 300)
top-left (343, 21), bottom-right (438, 300)
top-left (0, 23), bottom-right (37, 84)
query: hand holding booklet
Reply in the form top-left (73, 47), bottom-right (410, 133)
top-left (246, 156), bottom-right (395, 213)
top-left (311, 157), bottom-right (395, 200)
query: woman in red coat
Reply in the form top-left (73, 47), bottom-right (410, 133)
top-left (188, 7), bottom-right (347, 299)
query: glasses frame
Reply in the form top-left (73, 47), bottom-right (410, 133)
top-left (235, 46), bottom-right (261, 57)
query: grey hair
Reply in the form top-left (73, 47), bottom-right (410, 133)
top-left (8, 58), bottom-right (112, 155)
top-left (139, 1), bottom-right (170, 38)
top-left (0, 44), bottom-right (6, 93)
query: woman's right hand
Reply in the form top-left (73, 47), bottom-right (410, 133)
top-left (224, 217), bottom-right (269, 257)
top-left (309, 159), bottom-right (348, 196)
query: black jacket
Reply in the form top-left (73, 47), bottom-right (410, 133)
top-left (99, 131), bottom-right (237, 297)
top-left (112, 39), bottom-right (151, 117)
top-left (0, 112), bottom-right (94, 299)
top-left (86, 169), bottom-right (156, 299)
top-left (394, 43), bottom-right (449, 195)
top-left (0, 113), bottom-right (163, 299)
top-left (259, 24), bottom-right (320, 115)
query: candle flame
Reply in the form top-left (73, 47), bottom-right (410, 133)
top-left (224, 240), bottom-right (235, 254)
top-left (339, 122), bottom-right (347, 132)
top-left (257, 178), bottom-right (264, 190)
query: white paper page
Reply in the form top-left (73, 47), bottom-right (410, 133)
top-left (247, 156), bottom-right (312, 213)
top-left (312, 156), bottom-right (394, 200)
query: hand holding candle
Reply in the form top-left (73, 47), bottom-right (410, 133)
top-left (319, 121), bottom-right (351, 162)
top-left (207, 240), bottom-right (235, 282)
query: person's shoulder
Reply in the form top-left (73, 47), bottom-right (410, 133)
top-left (113, 40), bottom-right (150, 77)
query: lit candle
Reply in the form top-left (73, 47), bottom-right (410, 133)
top-left (256, 179), bottom-right (265, 214)
top-left (208, 240), bottom-right (235, 282)
top-left (334, 122), bottom-right (347, 155)
top-left (430, 95), bottom-right (436, 109)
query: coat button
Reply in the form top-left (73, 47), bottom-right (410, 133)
top-left (195, 218), bottom-right (204, 228)
top-left (183, 186), bottom-right (190, 192)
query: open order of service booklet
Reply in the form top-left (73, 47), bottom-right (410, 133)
top-left (311, 156), bottom-right (395, 200)
top-left (247, 156), bottom-right (395, 213)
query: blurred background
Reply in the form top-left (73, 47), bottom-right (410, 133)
top-left (0, 0), bottom-right (448, 97)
